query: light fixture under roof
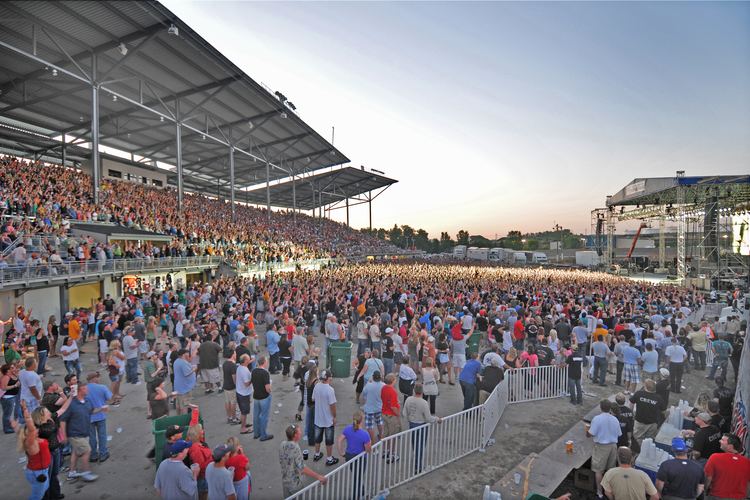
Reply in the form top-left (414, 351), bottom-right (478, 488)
top-left (112, 95), bottom-right (117, 102)
top-left (51, 68), bottom-right (58, 77)
top-left (118, 42), bottom-right (128, 56)
top-left (160, 116), bottom-right (164, 122)
top-left (280, 112), bottom-right (288, 119)
top-left (168, 24), bottom-right (179, 36)
top-left (247, 120), bottom-right (253, 129)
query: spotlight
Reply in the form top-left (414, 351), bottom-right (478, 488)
top-left (280, 112), bottom-right (288, 119)
top-left (201, 134), bottom-right (206, 140)
top-left (160, 116), bottom-right (164, 122)
top-left (51, 68), bottom-right (58, 77)
top-left (112, 95), bottom-right (117, 102)
top-left (168, 24), bottom-right (179, 36)
top-left (118, 42), bottom-right (128, 56)
top-left (247, 120), bottom-right (254, 129)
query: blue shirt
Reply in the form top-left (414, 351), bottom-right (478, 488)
top-left (59, 397), bottom-right (94, 437)
top-left (362, 381), bottom-right (384, 414)
top-left (623, 346), bottom-right (641, 365)
top-left (173, 358), bottom-right (196, 394)
top-left (589, 412), bottom-right (622, 444)
top-left (86, 383), bottom-right (112, 423)
top-left (266, 329), bottom-right (280, 355)
top-left (642, 351), bottom-right (659, 372)
top-left (418, 312), bottom-right (432, 333)
top-left (342, 425), bottom-right (371, 455)
top-left (459, 359), bottom-right (482, 384)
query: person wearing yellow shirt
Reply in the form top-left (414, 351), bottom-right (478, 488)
top-left (68, 313), bottom-right (81, 342)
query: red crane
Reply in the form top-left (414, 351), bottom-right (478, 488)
top-left (627, 222), bottom-right (648, 259)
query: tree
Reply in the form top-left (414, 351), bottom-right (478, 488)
top-left (507, 230), bottom-right (522, 239)
top-left (388, 224), bottom-right (403, 247)
top-left (526, 239), bottom-right (540, 250)
top-left (456, 230), bottom-right (469, 245)
top-left (439, 232), bottom-right (454, 252)
top-left (469, 235), bottom-right (491, 247)
top-left (414, 229), bottom-right (430, 251)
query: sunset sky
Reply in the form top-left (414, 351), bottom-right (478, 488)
top-left (163, 0), bottom-right (750, 238)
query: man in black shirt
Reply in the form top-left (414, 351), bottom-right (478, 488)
top-left (235, 337), bottom-right (253, 368)
top-left (686, 412), bottom-right (721, 460)
top-left (614, 393), bottom-right (633, 448)
top-left (103, 294), bottom-right (115, 313)
top-left (250, 355), bottom-right (273, 441)
top-left (554, 318), bottom-right (571, 343)
top-left (656, 437), bottom-right (705, 499)
top-left (222, 350), bottom-right (238, 425)
top-left (630, 379), bottom-right (664, 448)
top-left (565, 345), bottom-right (583, 405)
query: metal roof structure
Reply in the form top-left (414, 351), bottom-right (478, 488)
top-left (241, 167), bottom-right (397, 211)
top-left (0, 0), bottom-right (351, 208)
top-left (607, 175), bottom-right (750, 207)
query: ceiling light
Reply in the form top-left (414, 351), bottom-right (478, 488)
top-left (118, 42), bottom-right (128, 56)
top-left (168, 24), bottom-right (179, 36)
top-left (112, 95), bottom-right (118, 102)
top-left (51, 68), bottom-right (58, 77)
top-left (201, 134), bottom-right (206, 140)
top-left (160, 116), bottom-right (164, 122)
top-left (247, 120), bottom-right (253, 129)
top-left (280, 112), bottom-right (288, 119)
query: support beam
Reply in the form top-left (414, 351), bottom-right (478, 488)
top-left (292, 174), bottom-right (297, 223)
top-left (91, 54), bottom-right (100, 205)
top-left (346, 197), bottom-right (350, 227)
top-left (658, 217), bottom-right (666, 269)
top-left (368, 191), bottom-right (372, 230)
top-left (61, 134), bottom-right (66, 167)
top-left (229, 144), bottom-right (236, 222)
top-left (175, 99), bottom-right (183, 213)
top-left (266, 158), bottom-right (271, 221)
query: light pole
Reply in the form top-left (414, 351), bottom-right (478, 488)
top-left (553, 223), bottom-right (562, 263)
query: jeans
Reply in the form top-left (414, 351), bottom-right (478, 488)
top-left (357, 339), bottom-right (370, 357)
top-left (125, 357), bottom-right (139, 383)
top-left (89, 419), bottom-right (108, 459)
top-left (460, 381), bottom-right (477, 410)
top-left (409, 422), bottom-right (428, 474)
top-left (693, 350), bottom-right (706, 370)
top-left (253, 396), bottom-right (272, 439)
top-left (64, 359), bottom-right (81, 378)
top-left (668, 362), bottom-right (684, 392)
top-left (1, 395), bottom-right (20, 433)
top-left (426, 394), bottom-right (436, 415)
top-left (25, 467), bottom-right (49, 500)
top-left (305, 406), bottom-right (316, 447)
top-left (615, 360), bottom-right (624, 385)
top-left (568, 377), bottom-right (582, 404)
top-left (707, 358), bottom-right (728, 380)
top-left (280, 356), bottom-right (292, 376)
top-left (269, 352), bottom-right (280, 374)
top-left (382, 357), bottom-right (394, 376)
top-left (37, 351), bottom-right (48, 375)
top-left (46, 447), bottom-right (62, 499)
top-left (593, 356), bottom-right (607, 385)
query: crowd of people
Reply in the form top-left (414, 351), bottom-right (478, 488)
top-left (0, 262), bottom-right (747, 499)
top-left (0, 155), bottom-right (402, 270)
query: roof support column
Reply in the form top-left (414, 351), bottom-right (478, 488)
top-left (61, 133), bottom-right (66, 167)
top-left (229, 145), bottom-right (235, 222)
top-left (91, 54), bottom-right (100, 205)
top-left (265, 158), bottom-right (271, 221)
top-left (291, 174), bottom-right (297, 223)
top-left (368, 190), bottom-right (372, 230)
top-left (175, 99), bottom-right (183, 213)
top-left (346, 197), bottom-right (350, 227)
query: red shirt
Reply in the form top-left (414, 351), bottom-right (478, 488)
top-left (226, 453), bottom-right (250, 482)
top-left (513, 320), bottom-right (525, 341)
top-left (381, 384), bottom-right (400, 417)
top-left (705, 452), bottom-right (750, 498)
top-left (27, 438), bottom-right (51, 471)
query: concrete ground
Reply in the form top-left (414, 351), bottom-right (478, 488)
top-left (0, 333), bottom-right (727, 500)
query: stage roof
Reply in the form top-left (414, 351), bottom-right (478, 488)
top-left (242, 167), bottom-right (397, 210)
top-left (607, 175), bottom-right (750, 207)
top-left (0, 0), bottom-right (349, 190)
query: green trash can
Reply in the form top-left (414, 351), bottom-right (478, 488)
top-left (466, 332), bottom-right (481, 357)
top-left (329, 341), bottom-right (352, 378)
top-left (152, 409), bottom-right (204, 464)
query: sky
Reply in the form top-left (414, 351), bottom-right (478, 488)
top-left (161, 0), bottom-right (750, 238)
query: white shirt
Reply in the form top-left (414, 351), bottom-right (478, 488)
top-left (61, 341), bottom-right (80, 361)
top-left (665, 344), bottom-right (687, 363)
top-left (312, 382), bottom-right (336, 428)
top-left (19, 369), bottom-right (42, 403)
top-left (235, 364), bottom-right (253, 397)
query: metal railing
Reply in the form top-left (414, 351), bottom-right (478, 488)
top-left (288, 378), bottom-right (510, 500)
top-left (0, 255), bottom-right (222, 287)
top-left (231, 258), bottom-right (332, 275)
top-left (505, 364), bottom-right (570, 403)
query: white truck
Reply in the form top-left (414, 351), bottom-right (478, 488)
top-left (453, 245), bottom-right (467, 259)
top-left (488, 248), bottom-right (505, 262)
top-left (467, 247), bottom-right (489, 261)
top-left (575, 250), bottom-right (600, 268)
top-left (528, 252), bottom-right (548, 264)
top-left (511, 252), bottom-right (527, 265)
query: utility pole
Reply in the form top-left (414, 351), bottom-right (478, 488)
top-left (553, 223), bottom-right (563, 263)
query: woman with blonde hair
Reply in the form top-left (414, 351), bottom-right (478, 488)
top-left (107, 340), bottom-right (126, 405)
top-left (336, 410), bottom-right (371, 499)
top-left (186, 423), bottom-right (211, 500)
top-left (225, 436), bottom-right (251, 500)
top-left (421, 357), bottom-right (440, 415)
top-left (14, 401), bottom-right (51, 500)
top-left (31, 397), bottom-right (71, 500)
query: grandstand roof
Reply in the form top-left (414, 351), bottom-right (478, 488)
top-left (240, 167), bottom-right (397, 210)
top-left (0, 0), bottom-right (349, 190)
top-left (607, 175), bottom-right (750, 207)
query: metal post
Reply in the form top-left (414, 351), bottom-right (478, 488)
top-left (91, 54), bottom-right (100, 205)
top-left (291, 174), bottom-right (297, 223)
top-left (346, 197), bottom-right (350, 226)
top-left (658, 217), bottom-right (666, 270)
top-left (368, 190), bottom-right (372, 230)
top-left (61, 133), bottom-right (66, 167)
top-left (265, 158), bottom-right (270, 221)
top-left (175, 99), bottom-right (183, 213)
top-left (676, 171), bottom-right (686, 284)
top-left (229, 145), bottom-right (235, 222)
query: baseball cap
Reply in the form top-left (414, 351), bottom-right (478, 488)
top-left (320, 369), bottom-right (332, 381)
top-left (86, 371), bottom-right (101, 381)
top-left (696, 412), bottom-right (711, 423)
top-left (212, 443), bottom-right (234, 461)
top-left (170, 439), bottom-right (191, 456)
top-left (659, 368), bottom-right (670, 378)
top-left (671, 437), bottom-right (687, 452)
top-left (165, 425), bottom-right (183, 440)
top-left (427, 336), bottom-right (435, 342)
top-left (385, 327), bottom-right (394, 334)
top-left (146, 351), bottom-right (156, 358)
top-left (494, 318), bottom-right (501, 325)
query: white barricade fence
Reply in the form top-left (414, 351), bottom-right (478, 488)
top-left (287, 378), bottom-right (510, 500)
top-left (505, 364), bottom-right (569, 404)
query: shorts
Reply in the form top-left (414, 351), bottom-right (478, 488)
top-left (591, 442), bottom-right (617, 472)
top-left (314, 425), bottom-right (335, 446)
top-left (224, 389), bottom-right (237, 405)
top-left (632, 421), bottom-right (658, 443)
top-left (365, 412), bottom-right (383, 429)
top-left (199, 368), bottom-right (221, 385)
top-left (237, 393), bottom-right (251, 416)
top-left (69, 436), bottom-right (91, 456)
top-left (383, 414), bottom-right (402, 437)
top-left (109, 373), bottom-right (121, 383)
top-left (99, 339), bottom-right (108, 353)
top-left (623, 364), bottom-right (640, 384)
top-left (452, 353), bottom-right (466, 369)
top-left (175, 392), bottom-right (193, 412)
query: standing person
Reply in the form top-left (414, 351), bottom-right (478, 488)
top-left (421, 357), bottom-right (440, 414)
top-left (122, 327), bottom-right (141, 385)
top-left (664, 337), bottom-right (687, 393)
top-left (398, 355), bottom-right (417, 403)
top-left (655, 437), bottom-right (705, 500)
top-left (337, 411), bottom-right (371, 499)
top-left (60, 337), bottom-right (81, 378)
top-left (250, 355), bottom-right (273, 441)
top-left (106, 340), bottom-right (126, 406)
top-left (15, 401), bottom-right (52, 500)
top-left (154, 439), bottom-right (199, 499)
top-left (591, 335), bottom-right (612, 386)
top-left (34, 393), bottom-right (71, 500)
top-left (601, 447), bottom-right (659, 500)
top-left (629, 379), bottom-right (664, 449)
top-left (205, 444), bottom-right (237, 500)
top-left (1, 362), bottom-right (21, 433)
top-left (381, 328), bottom-right (396, 375)
top-left (477, 357), bottom-right (503, 404)
top-left (587, 400), bottom-right (622, 499)
top-left (622, 339), bottom-right (642, 395)
top-left (48, 315), bottom-right (59, 358)
top-left (58, 382), bottom-right (101, 482)
top-left (85, 372), bottom-right (112, 463)
top-left (381, 373), bottom-right (402, 463)
top-left (34, 327), bottom-right (49, 375)
top-left (279, 424), bottom-right (327, 498)
top-left (222, 350), bottom-right (239, 425)
top-left (278, 333), bottom-right (293, 380)
top-left (235, 354), bottom-right (253, 435)
top-left (291, 330), bottom-right (309, 373)
top-left (458, 352), bottom-right (481, 410)
top-left (642, 343), bottom-right (659, 381)
top-left (173, 349), bottom-right (198, 415)
top-left (614, 393), bottom-right (634, 450)
top-left (265, 324), bottom-right (281, 375)
top-left (312, 369), bottom-right (338, 466)
top-left (198, 333), bottom-right (222, 394)
top-left (361, 370), bottom-right (385, 445)
top-left (19, 357), bottom-right (43, 412)
top-left (703, 433), bottom-right (750, 500)
top-left (402, 383), bottom-right (441, 474)
top-left (565, 344), bottom-right (584, 405)
top-left (706, 336), bottom-right (732, 381)
top-left (687, 326), bottom-right (707, 371)
top-left (225, 437), bottom-right (251, 500)
top-left (613, 335), bottom-right (626, 386)
top-left (683, 412), bottom-right (721, 461)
